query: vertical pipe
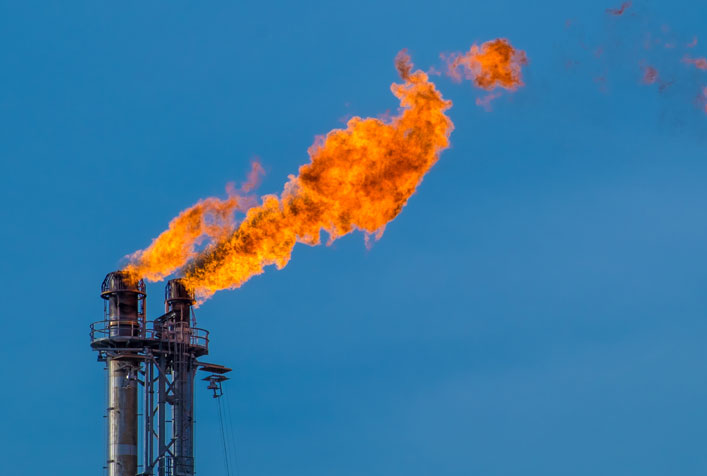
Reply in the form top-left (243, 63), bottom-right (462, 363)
top-left (158, 354), bottom-right (167, 476)
top-left (103, 271), bottom-right (143, 338)
top-left (100, 271), bottom-right (145, 476)
top-left (143, 357), bottom-right (153, 475)
top-left (107, 358), bottom-right (138, 476)
top-left (148, 360), bottom-right (154, 471)
top-left (173, 352), bottom-right (195, 475)
top-left (165, 279), bottom-right (196, 476)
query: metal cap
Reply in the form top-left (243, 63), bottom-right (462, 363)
top-left (101, 270), bottom-right (146, 299)
top-left (165, 278), bottom-right (195, 304)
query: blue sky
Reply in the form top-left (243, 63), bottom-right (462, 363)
top-left (1, 1), bottom-right (706, 475)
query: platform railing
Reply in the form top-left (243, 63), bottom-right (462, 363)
top-left (89, 320), bottom-right (143, 340)
top-left (154, 321), bottom-right (210, 349)
top-left (90, 320), bottom-right (209, 351)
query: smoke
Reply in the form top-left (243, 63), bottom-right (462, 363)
top-left (239, 160), bottom-right (265, 193)
top-left (395, 49), bottom-right (413, 80)
top-left (606, 2), bottom-right (632, 16)
top-left (475, 92), bottom-right (503, 111)
top-left (642, 65), bottom-right (659, 84)
top-left (125, 45), bottom-right (527, 302)
top-left (561, 3), bottom-right (707, 116)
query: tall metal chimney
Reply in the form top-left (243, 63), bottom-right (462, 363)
top-left (165, 279), bottom-right (196, 475)
top-left (99, 271), bottom-right (146, 476)
top-left (91, 272), bottom-right (231, 476)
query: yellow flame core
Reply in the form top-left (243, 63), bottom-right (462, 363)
top-left (126, 52), bottom-right (454, 302)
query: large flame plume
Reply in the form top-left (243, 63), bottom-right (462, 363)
top-left (126, 44), bottom-right (526, 302)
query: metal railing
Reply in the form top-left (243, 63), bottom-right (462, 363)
top-left (90, 320), bottom-right (144, 340)
top-left (90, 320), bottom-right (209, 351)
top-left (155, 321), bottom-right (210, 349)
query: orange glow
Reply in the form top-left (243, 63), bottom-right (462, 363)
top-left (126, 51), bottom-right (454, 301)
top-left (683, 56), bottom-right (707, 70)
top-left (446, 39), bottom-right (527, 91)
top-left (642, 66), bottom-right (659, 84)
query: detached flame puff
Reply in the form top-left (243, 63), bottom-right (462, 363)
top-left (446, 39), bottom-right (528, 91)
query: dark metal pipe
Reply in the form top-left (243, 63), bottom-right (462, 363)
top-left (100, 271), bottom-right (146, 476)
top-left (165, 279), bottom-right (196, 475)
top-left (101, 271), bottom-right (146, 337)
top-left (165, 278), bottom-right (194, 324)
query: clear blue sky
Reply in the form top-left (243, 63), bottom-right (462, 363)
top-left (1, 1), bottom-right (706, 475)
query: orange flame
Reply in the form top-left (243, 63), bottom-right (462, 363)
top-left (445, 39), bottom-right (528, 91)
top-left (124, 161), bottom-right (265, 282)
top-left (126, 50), bottom-right (454, 301)
top-left (125, 195), bottom-right (241, 282)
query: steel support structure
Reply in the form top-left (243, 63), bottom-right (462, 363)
top-left (91, 271), bottom-right (231, 476)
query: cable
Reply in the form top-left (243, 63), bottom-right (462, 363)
top-left (217, 396), bottom-right (232, 476)
top-left (223, 384), bottom-right (241, 476)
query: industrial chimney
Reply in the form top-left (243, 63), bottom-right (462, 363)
top-left (99, 271), bottom-right (145, 476)
top-left (91, 271), bottom-right (231, 476)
